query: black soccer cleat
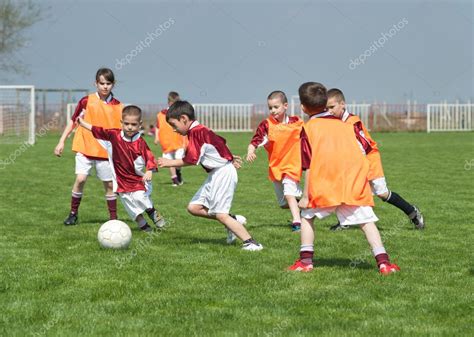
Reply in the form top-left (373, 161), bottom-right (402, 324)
top-left (63, 213), bottom-right (78, 226)
top-left (330, 223), bottom-right (350, 231)
top-left (410, 206), bottom-right (425, 230)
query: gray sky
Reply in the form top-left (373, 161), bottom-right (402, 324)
top-left (4, 0), bottom-right (473, 104)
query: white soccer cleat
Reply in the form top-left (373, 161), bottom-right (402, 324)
top-left (241, 242), bottom-right (264, 251)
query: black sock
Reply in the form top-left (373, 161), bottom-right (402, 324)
top-left (176, 168), bottom-right (182, 182)
top-left (384, 191), bottom-right (415, 216)
top-left (243, 238), bottom-right (255, 244)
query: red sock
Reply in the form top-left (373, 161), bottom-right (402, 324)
top-left (106, 195), bottom-right (117, 220)
top-left (375, 253), bottom-right (390, 267)
top-left (70, 191), bottom-right (82, 214)
top-left (300, 251), bottom-right (314, 265)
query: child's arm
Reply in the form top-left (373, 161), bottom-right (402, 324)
top-left (298, 169), bottom-right (310, 209)
top-left (157, 158), bottom-right (190, 168)
top-left (54, 120), bottom-right (76, 157)
top-left (246, 144), bottom-right (257, 162)
top-left (142, 142), bottom-right (158, 181)
top-left (77, 117), bottom-right (92, 131)
top-left (154, 127), bottom-right (160, 145)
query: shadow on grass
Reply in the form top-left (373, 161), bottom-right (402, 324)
top-left (313, 257), bottom-right (373, 270)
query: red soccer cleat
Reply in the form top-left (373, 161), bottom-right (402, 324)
top-left (287, 259), bottom-right (313, 272)
top-left (379, 263), bottom-right (401, 275)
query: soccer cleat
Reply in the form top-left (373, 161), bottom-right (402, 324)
top-left (150, 211), bottom-right (166, 229)
top-left (139, 224), bottom-right (153, 233)
top-left (291, 224), bottom-right (301, 232)
top-left (330, 223), bottom-right (350, 231)
top-left (287, 259), bottom-right (313, 272)
top-left (63, 213), bottom-right (78, 226)
top-left (410, 206), bottom-right (424, 230)
top-left (241, 241), bottom-right (263, 251)
top-left (379, 263), bottom-right (401, 275)
top-left (171, 177), bottom-right (180, 187)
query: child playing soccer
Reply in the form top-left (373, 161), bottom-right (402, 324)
top-left (154, 91), bottom-right (186, 186)
top-left (157, 101), bottom-right (263, 251)
top-left (246, 91), bottom-right (304, 232)
top-left (77, 105), bottom-right (164, 232)
top-left (288, 82), bottom-right (400, 275)
top-left (54, 68), bottom-right (122, 226)
top-left (326, 88), bottom-right (424, 230)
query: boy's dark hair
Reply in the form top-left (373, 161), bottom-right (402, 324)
top-left (267, 90), bottom-right (288, 104)
top-left (166, 100), bottom-right (195, 122)
top-left (298, 82), bottom-right (327, 111)
top-left (95, 68), bottom-right (115, 83)
top-left (168, 91), bottom-right (180, 104)
top-left (327, 88), bottom-right (346, 103)
top-left (122, 105), bottom-right (142, 119)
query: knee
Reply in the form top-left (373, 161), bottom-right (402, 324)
top-left (75, 175), bottom-right (87, 186)
top-left (187, 204), bottom-right (198, 215)
top-left (378, 192), bottom-right (390, 201)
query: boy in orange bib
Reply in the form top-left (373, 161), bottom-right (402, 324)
top-left (326, 88), bottom-right (424, 230)
top-left (246, 91), bottom-right (304, 232)
top-left (154, 91), bottom-right (187, 186)
top-left (54, 68), bottom-right (123, 226)
top-left (287, 82), bottom-right (400, 275)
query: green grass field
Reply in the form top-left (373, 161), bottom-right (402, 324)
top-left (1, 132), bottom-right (473, 337)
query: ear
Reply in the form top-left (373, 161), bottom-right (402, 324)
top-left (300, 104), bottom-right (307, 113)
top-left (283, 102), bottom-right (289, 109)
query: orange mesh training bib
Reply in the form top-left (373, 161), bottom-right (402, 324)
top-left (72, 94), bottom-right (123, 158)
top-left (157, 110), bottom-right (187, 153)
top-left (305, 117), bottom-right (373, 208)
top-left (265, 117), bottom-right (303, 182)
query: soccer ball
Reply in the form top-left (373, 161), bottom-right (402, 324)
top-left (98, 220), bottom-right (132, 249)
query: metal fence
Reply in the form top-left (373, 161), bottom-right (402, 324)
top-left (37, 101), bottom-right (473, 133)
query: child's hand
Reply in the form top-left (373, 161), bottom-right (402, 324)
top-left (298, 196), bottom-right (309, 209)
top-left (154, 138), bottom-right (159, 145)
top-left (232, 155), bottom-right (242, 169)
top-left (54, 142), bottom-right (64, 157)
top-left (157, 157), bottom-right (169, 168)
top-left (143, 171), bottom-right (153, 181)
top-left (246, 152), bottom-right (257, 162)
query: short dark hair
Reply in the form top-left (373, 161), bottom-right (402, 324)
top-left (166, 100), bottom-right (195, 122)
top-left (168, 91), bottom-right (180, 104)
top-left (298, 82), bottom-right (327, 111)
top-left (327, 88), bottom-right (346, 103)
top-left (95, 68), bottom-right (115, 83)
top-left (267, 90), bottom-right (288, 104)
top-left (122, 105), bottom-right (142, 119)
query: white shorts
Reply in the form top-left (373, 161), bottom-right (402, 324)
top-left (273, 177), bottom-right (302, 207)
top-left (162, 148), bottom-right (185, 160)
top-left (370, 177), bottom-right (389, 196)
top-left (301, 205), bottom-right (379, 226)
top-left (189, 163), bottom-right (237, 215)
top-left (75, 153), bottom-right (113, 181)
top-left (119, 185), bottom-right (153, 220)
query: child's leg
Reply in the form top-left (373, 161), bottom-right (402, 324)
top-left (285, 195), bottom-right (301, 230)
top-left (145, 206), bottom-right (165, 228)
top-left (70, 174), bottom-right (88, 213)
top-left (187, 204), bottom-right (216, 219)
top-left (102, 180), bottom-right (117, 220)
top-left (299, 216), bottom-right (315, 264)
top-left (215, 213), bottom-right (252, 241)
top-left (359, 222), bottom-right (396, 269)
top-left (135, 214), bottom-right (152, 232)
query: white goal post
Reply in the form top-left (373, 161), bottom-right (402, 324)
top-left (0, 85), bottom-right (35, 144)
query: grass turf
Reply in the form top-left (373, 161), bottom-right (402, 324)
top-left (0, 132), bottom-right (473, 336)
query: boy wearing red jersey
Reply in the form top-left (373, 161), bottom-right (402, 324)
top-left (246, 91), bottom-right (304, 232)
top-left (78, 106), bottom-right (164, 232)
top-left (288, 82), bottom-right (400, 275)
top-left (326, 88), bottom-right (424, 230)
top-left (157, 101), bottom-right (263, 251)
top-left (54, 68), bottom-right (122, 226)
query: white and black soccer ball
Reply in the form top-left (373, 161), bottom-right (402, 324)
top-left (98, 220), bottom-right (132, 249)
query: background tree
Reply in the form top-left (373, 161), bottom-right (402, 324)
top-left (0, 0), bottom-right (42, 76)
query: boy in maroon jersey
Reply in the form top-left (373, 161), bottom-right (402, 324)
top-left (77, 105), bottom-right (164, 232)
top-left (157, 101), bottom-right (263, 251)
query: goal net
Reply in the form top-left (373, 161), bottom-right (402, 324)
top-left (0, 86), bottom-right (35, 144)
